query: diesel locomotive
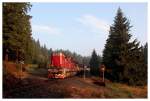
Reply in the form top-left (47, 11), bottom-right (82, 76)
top-left (48, 52), bottom-right (79, 79)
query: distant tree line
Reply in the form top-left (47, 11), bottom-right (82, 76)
top-left (102, 8), bottom-right (147, 86)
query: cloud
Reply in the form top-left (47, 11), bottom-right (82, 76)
top-left (77, 14), bottom-right (110, 33)
top-left (32, 25), bottom-right (61, 35)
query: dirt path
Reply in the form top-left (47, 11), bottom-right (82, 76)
top-left (4, 72), bottom-right (108, 98)
top-left (3, 62), bottom-right (147, 98)
top-left (3, 74), bottom-right (147, 98)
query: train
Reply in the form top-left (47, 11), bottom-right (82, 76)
top-left (48, 52), bottom-right (80, 79)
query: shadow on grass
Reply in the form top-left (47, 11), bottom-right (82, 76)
top-left (93, 81), bottom-right (106, 87)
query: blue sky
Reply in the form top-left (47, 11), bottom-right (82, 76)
top-left (29, 3), bottom-right (147, 56)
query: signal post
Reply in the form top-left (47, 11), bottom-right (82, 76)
top-left (100, 64), bottom-right (105, 82)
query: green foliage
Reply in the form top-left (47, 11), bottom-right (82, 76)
top-left (3, 3), bottom-right (49, 68)
top-left (30, 39), bottom-right (49, 68)
top-left (3, 3), bottom-right (32, 62)
top-left (102, 8), bottom-right (147, 86)
top-left (89, 49), bottom-right (100, 76)
top-left (143, 43), bottom-right (147, 64)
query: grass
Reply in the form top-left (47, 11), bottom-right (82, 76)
top-left (27, 64), bottom-right (38, 68)
top-left (105, 83), bottom-right (132, 98)
top-left (105, 82), bottom-right (147, 98)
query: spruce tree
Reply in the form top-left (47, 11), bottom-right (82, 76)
top-left (3, 3), bottom-right (32, 62)
top-left (89, 49), bottom-right (100, 76)
top-left (103, 8), bottom-right (147, 85)
top-left (103, 8), bottom-right (131, 81)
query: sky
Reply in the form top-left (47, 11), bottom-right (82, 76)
top-left (29, 3), bottom-right (147, 56)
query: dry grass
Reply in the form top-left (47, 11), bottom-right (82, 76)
top-left (3, 61), bottom-right (28, 79)
top-left (113, 83), bottom-right (147, 98)
top-left (105, 82), bottom-right (147, 98)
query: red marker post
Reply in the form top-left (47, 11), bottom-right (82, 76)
top-left (100, 64), bottom-right (105, 82)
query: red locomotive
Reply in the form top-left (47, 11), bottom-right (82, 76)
top-left (48, 52), bottom-right (79, 79)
